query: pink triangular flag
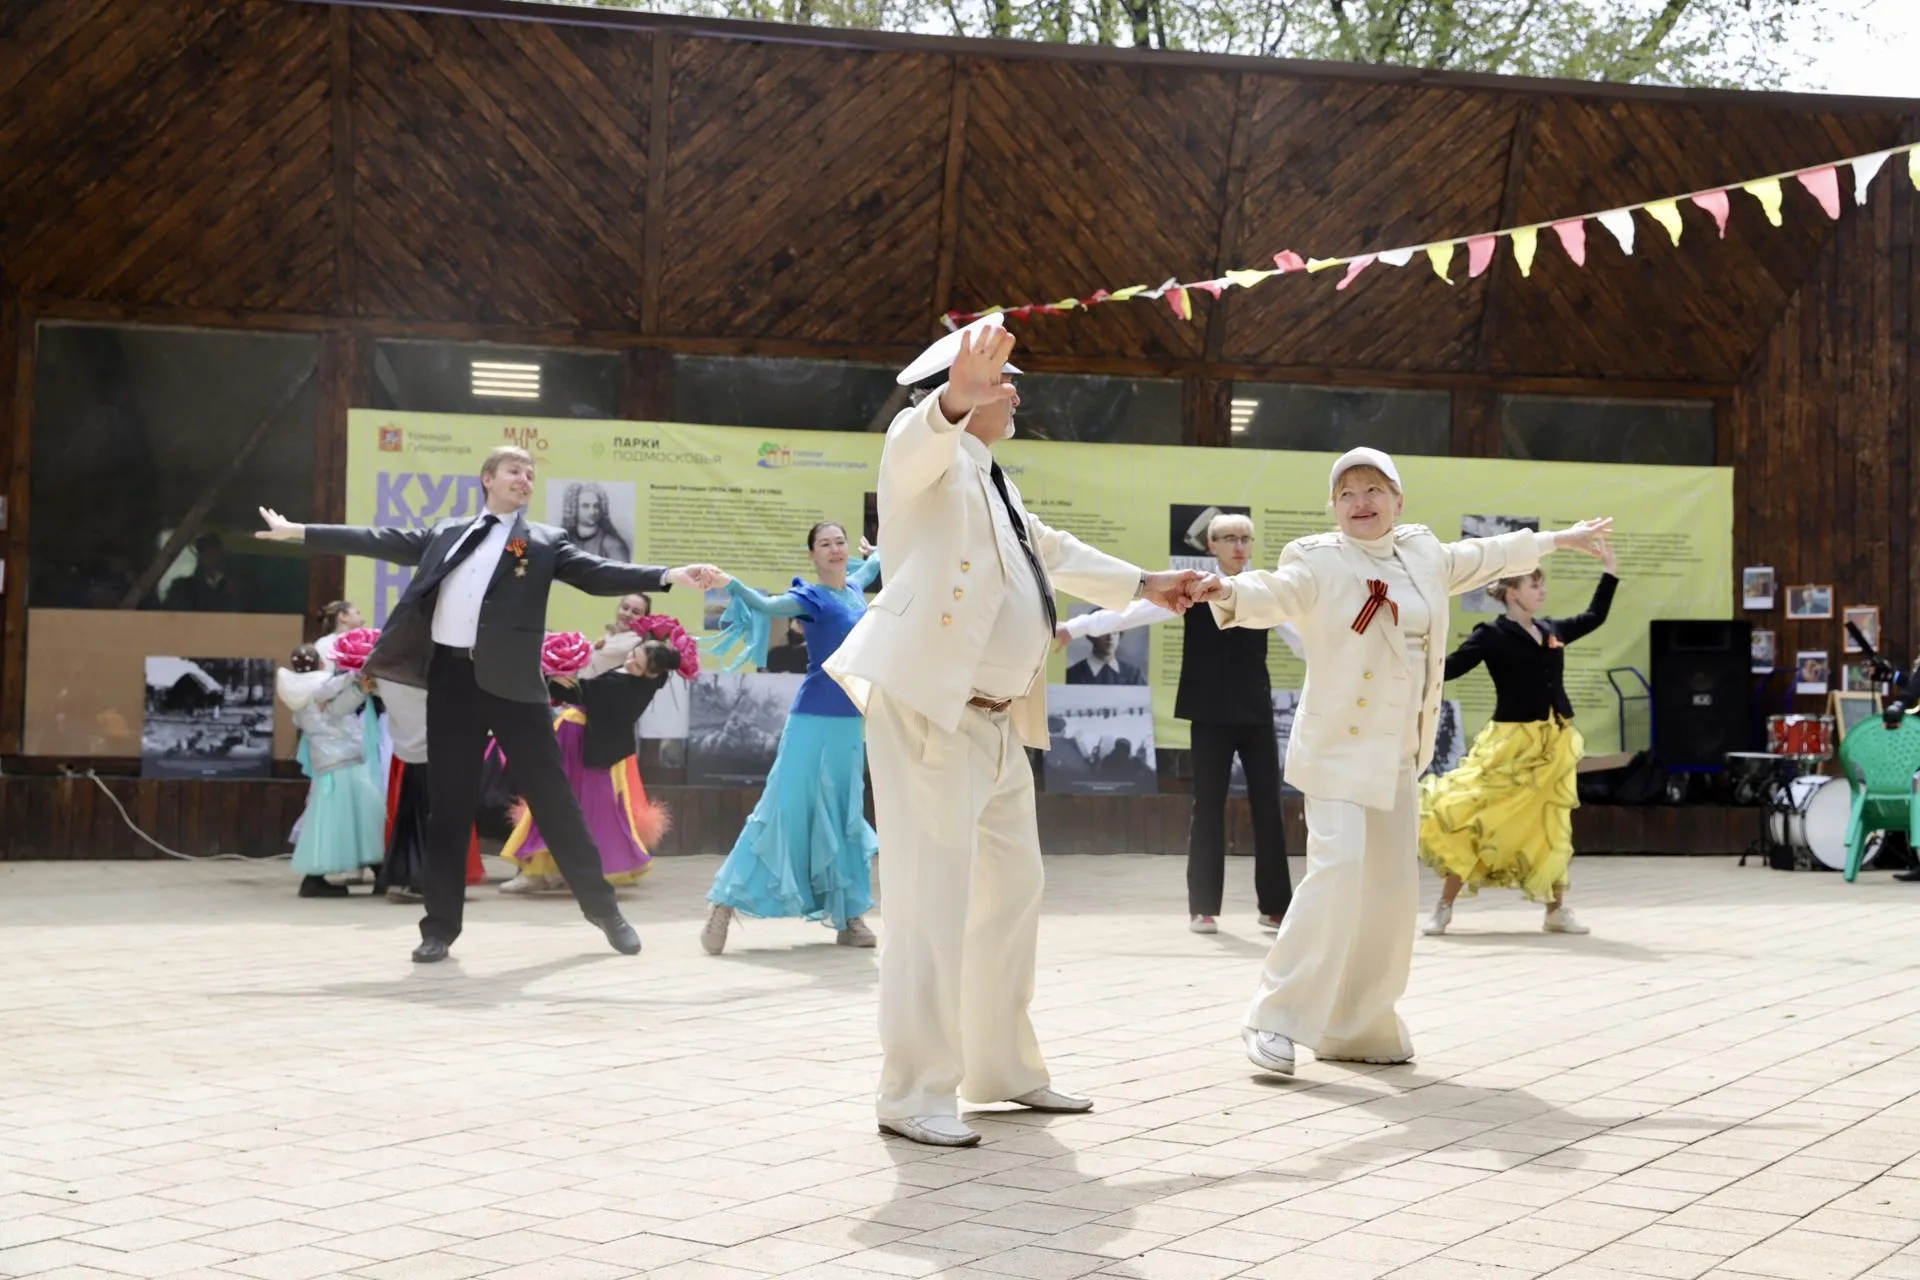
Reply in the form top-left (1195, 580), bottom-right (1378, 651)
top-left (1191, 279), bottom-right (1226, 298)
top-left (1273, 250), bottom-right (1307, 273)
top-left (1165, 287), bottom-right (1193, 321)
top-left (1466, 235), bottom-right (1497, 278)
top-left (1692, 189), bottom-right (1731, 238)
top-left (1335, 256), bottom-right (1376, 291)
top-left (1551, 219), bottom-right (1587, 266)
top-left (1795, 166), bottom-right (1841, 219)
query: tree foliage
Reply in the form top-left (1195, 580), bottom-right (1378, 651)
top-left (554, 0), bottom-right (1834, 88)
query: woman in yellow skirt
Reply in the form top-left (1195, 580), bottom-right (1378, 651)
top-left (1420, 540), bottom-right (1618, 936)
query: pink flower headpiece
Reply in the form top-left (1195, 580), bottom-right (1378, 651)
top-left (331, 627), bottom-right (381, 672)
top-left (630, 614), bottom-right (700, 679)
top-left (541, 631), bottom-right (593, 678)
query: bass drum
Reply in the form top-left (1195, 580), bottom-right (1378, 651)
top-left (1766, 775), bottom-right (1853, 871)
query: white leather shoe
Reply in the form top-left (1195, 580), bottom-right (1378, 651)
top-left (878, 1115), bottom-right (981, 1147)
top-left (1243, 1028), bottom-right (1296, 1076)
top-left (1544, 906), bottom-right (1590, 935)
top-left (700, 905), bottom-right (733, 955)
top-left (1008, 1086), bottom-right (1093, 1113)
top-left (1422, 902), bottom-right (1453, 935)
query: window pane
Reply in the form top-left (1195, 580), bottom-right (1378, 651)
top-left (372, 339), bottom-right (621, 419)
top-left (1500, 395), bottom-right (1714, 466)
top-left (29, 323), bottom-right (319, 613)
top-left (672, 355), bottom-right (901, 432)
top-left (1010, 373), bottom-right (1182, 445)
top-left (1229, 383), bottom-right (1450, 455)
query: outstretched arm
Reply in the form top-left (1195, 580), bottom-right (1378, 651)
top-left (704, 574), bottom-right (806, 672)
top-left (552, 540), bottom-right (672, 596)
top-left (258, 507), bottom-right (434, 566)
top-left (1554, 572), bottom-right (1620, 646)
top-left (849, 549), bottom-right (882, 591)
top-left (1439, 518), bottom-right (1614, 596)
top-left (1199, 544), bottom-right (1318, 631)
top-left (1060, 598), bottom-right (1175, 642)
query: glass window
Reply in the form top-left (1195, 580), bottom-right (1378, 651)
top-left (1229, 383), bottom-right (1450, 455)
top-left (28, 323), bottom-right (320, 614)
top-left (672, 355), bottom-right (900, 432)
top-left (1010, 373), bottom-right (1182, 445)
top-left (372, 339), bottom-right (621, 419)
top-left (1500, 395), bottom-right (1714, 466)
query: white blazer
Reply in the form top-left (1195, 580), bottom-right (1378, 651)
top-left (827, 392), bottom-right (1142, 750)
top-left (1212, 524), bottom-right (1550, 810)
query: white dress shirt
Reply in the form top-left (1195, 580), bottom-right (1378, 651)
top-left (1061, 594), bottom-right (1306, 658)
top-left (430, 512), bottom-right (513, 648)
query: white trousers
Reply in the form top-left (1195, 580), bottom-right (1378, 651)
top-left (865, 688), bottom-right (1052, 1120)
top-left (1245, 765), bottom-right (1419, 1061)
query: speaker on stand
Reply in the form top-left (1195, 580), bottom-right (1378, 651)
top-left (1650, 620), bottom-right (1756, 787)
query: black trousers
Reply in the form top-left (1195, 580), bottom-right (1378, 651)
top-left (1187, 718), bottom-right (1293, 919)
top-left (422, 646), bottom-right (618, 943)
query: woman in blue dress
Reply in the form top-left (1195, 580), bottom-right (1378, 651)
top-left (702, 521), bottom-right (881, 953)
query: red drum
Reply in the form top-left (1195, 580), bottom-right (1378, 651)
top-left (1768, 714), bottom-right (1835, 761)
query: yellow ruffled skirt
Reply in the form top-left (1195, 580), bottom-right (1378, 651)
top-left (1419, 717), bottom-right (1584, 903)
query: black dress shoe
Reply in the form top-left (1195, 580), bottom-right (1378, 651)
top-left (589, 914), bottom-right (642, 955)
top-left (299, 876), bottom-right (350, 899)
top-left (412, 938), bottom-right (451, 964)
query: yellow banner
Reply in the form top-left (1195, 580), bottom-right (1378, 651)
top-left (346, 411), bottom-right (1732, 753)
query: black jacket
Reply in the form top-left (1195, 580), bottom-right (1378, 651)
top-left (305, 514), bottom-right (669, 704)
top-left (551, 672), bottom-right (669, 769)
top-left (1443, 574), bottom-right (1619, 722)
top-left (1175, 603), bottom-right (1272, 726)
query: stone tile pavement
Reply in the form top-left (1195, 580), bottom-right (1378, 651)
top-left (4, 853), bottom-right (1920, 1280)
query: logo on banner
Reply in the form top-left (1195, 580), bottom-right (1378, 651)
top-left (502, 425), bottom-right (549, 452)
top-left (757, 442), bottom-right (793, 469)
top-left (378, 426), bottom-right (403, 452)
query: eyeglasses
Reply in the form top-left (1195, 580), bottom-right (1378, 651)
top-left (1211, 535), bottom-right (1254, 546)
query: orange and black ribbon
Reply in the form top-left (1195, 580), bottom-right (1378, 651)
top-left (1352, 579), bottom-right (1398, 635)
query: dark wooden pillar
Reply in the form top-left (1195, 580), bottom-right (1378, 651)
top-left (620, 347), bottom-right (675, 421)
top-left (1450, 389), bottom-right (1501, 457)
top-left (0, 290), bottom-right (29, 755)
top-left (1184, 377), bottom-right (1230, 449)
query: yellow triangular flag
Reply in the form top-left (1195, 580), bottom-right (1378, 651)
top-left (1512, 227), bottom-right (1538, 278)
top-left (1910, 146), bottom-right (1920, 190)
top-left (1743, 178), bottom-right (1784, 227)
top-left (1052, 298), bottom-right (1081, 311)
top-left (1645, 199), bottom-right (1684, 246)
top-left (1427, 243), bottom-right (1455, 283)
top-left (1224, 269), bottom-right (1273, 289)
top-left (1306, 257), bottom-right (1341, 273)
top-left (1106, 285), bottom-right (1150, 301)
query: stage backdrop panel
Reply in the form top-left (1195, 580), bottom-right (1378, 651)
top-left (346, 411), bottom-right (1733, 754)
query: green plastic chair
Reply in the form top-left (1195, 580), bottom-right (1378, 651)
top-left (1837, 714), bottom-right (1920, 881)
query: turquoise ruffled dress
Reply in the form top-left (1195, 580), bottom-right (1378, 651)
top-left (705, 556), bottom-right (881, 931)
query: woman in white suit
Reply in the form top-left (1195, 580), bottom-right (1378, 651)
top-left (1195, 448), bottom-right (1611, 1075)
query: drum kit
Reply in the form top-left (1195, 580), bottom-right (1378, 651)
top-left (1728, 714), bottom-right (1845, 870)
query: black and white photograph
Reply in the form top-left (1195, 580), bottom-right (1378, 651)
top-left (1230, 688), bottom-right (1301, 796)
top-left (1459, 514), bottom-right (1541, 612)
top-left (1787, 584), bottom-right (1834, 619)
top-left (1061, 603), bottom-right (1148, 687)
top-left (141, 656), bottom-right (275, 779)
top-left (546, 478), bottom-right (635, 562)
top-left (1742, 566), bottom-right (1776, 610)
top-left (686, 672), bottom-right (803, 785)
top-left (1043, 685), bottom-right (1156, 795)
top-left (1752, 628), bottom-right (1777, 674)
top-left (1796, 650), bottom-right (1830, 696)
top-left (1167, 503), bottom-right (1250, 571)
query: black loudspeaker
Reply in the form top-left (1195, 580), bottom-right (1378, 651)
top-left (1650, 620), bottom-right (1755, 770)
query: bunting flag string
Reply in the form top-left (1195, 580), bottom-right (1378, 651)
top-left (944, 141), bottom-right (1920, 330)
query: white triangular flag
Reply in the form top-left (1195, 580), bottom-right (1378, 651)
top-left (1377, 247), bottom-right (1416, 267)
top-left (1853, 151), bottom-right (1892, 205)
top-left (1596, 209), bottom-right (1636, 255)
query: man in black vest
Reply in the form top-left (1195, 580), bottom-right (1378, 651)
top-left (1057, 513), bottom-right (1296, 934)
top-left (257, 445), bottom-right (724, 963)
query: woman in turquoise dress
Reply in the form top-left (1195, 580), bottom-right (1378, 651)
top-left (701, 521), bottom-right (881, 953)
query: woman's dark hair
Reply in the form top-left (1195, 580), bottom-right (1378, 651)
top-left (806, 521), bottom-right (848, 551)
top-left (317, 600), bottom-right (355, 629)
top-left (1487, 569), bottom-right (1546, 603)
top-left (638, 638), bottom-right (683, 676)
top-left (289, 644), bottom-right (323, 673)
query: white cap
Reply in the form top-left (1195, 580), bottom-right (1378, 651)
top-left (1329, 447), bottom-right (1402, 496)
top-left (897, 313), bottom-right (1024, 387)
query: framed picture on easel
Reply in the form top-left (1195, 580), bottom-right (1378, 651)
top-left (1830, 691), bottom-right (1882, 743)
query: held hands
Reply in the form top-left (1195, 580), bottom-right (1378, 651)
top-left (255, 507), bottom-right (305, 542)
top-left (1141, 569), bottom-right (1211, 615)
top-left (1596, 538), bottom-right (1619, 575)
top-left (1054, 625), bottom-right (1072, 651)
top-left (938, 329), bottom-right (1019, 422)
top-left (666, 565), bottom-right (729, 591)
top-left (1189, 574), bottom-right (1232, 604)
top-left (859, 537), bottom-right (876, 559)
top-left (1553, 517), bottom-right (1613, 558)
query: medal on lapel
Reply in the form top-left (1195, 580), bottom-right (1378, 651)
top-left (508, 537), bottom-right (528, 578)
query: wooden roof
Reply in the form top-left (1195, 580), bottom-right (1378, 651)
top-left (1, 0), bottom-right (1913, 391)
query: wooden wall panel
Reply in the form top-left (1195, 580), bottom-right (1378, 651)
top-left (349, 9), bottom-right (651, 328)
top-left (1224, 82), bottom-right (1517, 371)
top-left (0, 0), bottom-right (336, 312)
top-left (660, 41), bottom-right (955, 345)
top-left (950, 60), bottom-right (1236, 362)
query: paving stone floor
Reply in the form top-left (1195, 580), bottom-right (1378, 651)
top-left (5, 853), bottom-right (1920, 1280)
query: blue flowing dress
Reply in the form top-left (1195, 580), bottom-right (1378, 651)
top-left (706, 557), bottom-right (881, 930)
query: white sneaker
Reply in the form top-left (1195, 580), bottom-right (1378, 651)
top-left (837, 917), bottom-right (877, 948)
top-left (1190, 915), bottom-right (1218, 934)
top-left (1257, 914), bottom-right (1283, 933)
top-left (878, 1115), bottom-right (980, 1147)
top-left (1544, 906), bottom-right (1590, 935)
top-left (701, 904), bottom-right (734, 955)
top-left (1422, 902), bottom-right (1453, 935)
top-left (1243, 1028), bottom-right (1296, 1076)
top-left (500, 874), bottom-right (541, 895)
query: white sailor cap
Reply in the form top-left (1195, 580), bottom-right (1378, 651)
top-left (898, 313), bottom-right (1024, 387)
top-left (1329, 447), bottom-right (1402, 495)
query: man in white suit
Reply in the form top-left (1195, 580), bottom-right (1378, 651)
top-left (827, 318), bottom-right (1203, 1147)
top-left (1192, 449), bottom-right (1610, 1074)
